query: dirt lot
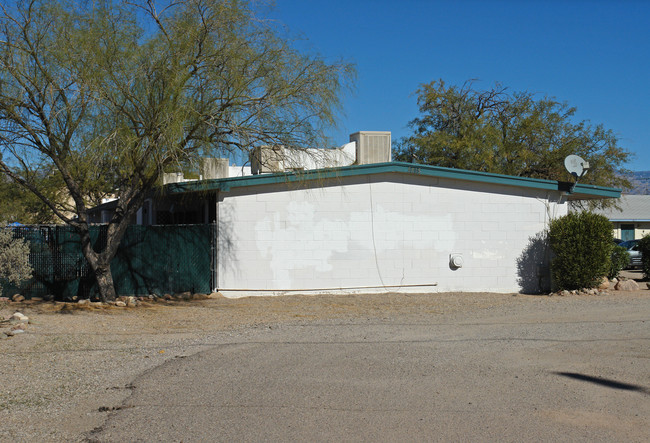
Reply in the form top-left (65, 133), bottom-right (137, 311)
top-left (1, 271), bottom-right (648, 441)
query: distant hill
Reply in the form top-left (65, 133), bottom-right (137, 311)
top-left (627, 170), bottom-right (650, 195)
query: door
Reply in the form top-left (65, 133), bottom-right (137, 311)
top-left (621, 224), bottom-right (635, 241)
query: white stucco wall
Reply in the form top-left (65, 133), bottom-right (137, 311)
top-left (216, 173), bottom-right (567, 296)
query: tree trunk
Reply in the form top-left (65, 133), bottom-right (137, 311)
top-left (95, 264), bottom-right (117, 302)
top-left (76, 186), bottom-right (149, 303)
top-left (78, 225), bottom-right (121, 303)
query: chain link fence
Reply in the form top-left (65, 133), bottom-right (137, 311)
top-left (1, 224), bottom-right (215, 300)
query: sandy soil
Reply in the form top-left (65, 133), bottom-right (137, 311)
top-left (1, 271), bottom-right (648, 442)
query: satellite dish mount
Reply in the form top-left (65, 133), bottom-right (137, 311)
top-left (564, 154), bottom-right (589, 193)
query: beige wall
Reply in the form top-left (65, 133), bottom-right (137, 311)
top-left (611, 222), bottom-right (650, 240)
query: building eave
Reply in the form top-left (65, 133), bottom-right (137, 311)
top-left (163, 161), bottom-right (621, 200)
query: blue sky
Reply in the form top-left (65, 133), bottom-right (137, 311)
top-left (272, 0), bottom-right (649, 171)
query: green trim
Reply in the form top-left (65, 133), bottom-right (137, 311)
top-left (609, 219), bottom-right (650, 222)
top-left (164, 161), bottom-right (621, 200)
top-left (567, 183), bottom-right (621, 199)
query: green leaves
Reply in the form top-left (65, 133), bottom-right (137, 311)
top-left (609, 245), bottom-right (630, 280)
top-left (0, 226), bottom-right (33, 294)
top-left (638, 235), bottom-right (650, 279)
top-left (548, 211), bottom-right (614, 290)
top-left (396, 79), bottom-right (632, 197)
top-left (0, 0), bottom-right (354, 300)
top-left (1, 0), bottom-right (354, 221)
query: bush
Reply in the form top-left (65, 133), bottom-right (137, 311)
top-left (638, 234), bottom-right (650, 279)
top-left (608, 245), bottom-right (630, 279)
top-left (549, 211), bottom-right (613, 290)
top-left (0, 227), bottom-right (33, 295)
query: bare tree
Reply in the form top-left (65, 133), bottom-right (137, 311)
top-left (0, 0), bottom-right (353, 301)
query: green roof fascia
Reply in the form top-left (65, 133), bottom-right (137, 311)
top-left (567, 182), bottom-right (621, 199)
top-left (163, 161), bottom-right (621, 199)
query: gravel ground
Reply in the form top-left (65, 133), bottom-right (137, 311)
top-left (1, 273), bottom-right (648, 442)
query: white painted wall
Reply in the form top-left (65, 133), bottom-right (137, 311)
top-left (216, 173), bottom-right (567, 296)
top-left (228, 165), bottom-right (252, 177)
top-left (281, 142), bottom-right (356, 170)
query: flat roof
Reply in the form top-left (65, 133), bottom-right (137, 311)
top-left (164, 161), bottom-right (621, 200)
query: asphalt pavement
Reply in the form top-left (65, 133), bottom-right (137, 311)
top-left (88, 295), bottom-right (650, 442)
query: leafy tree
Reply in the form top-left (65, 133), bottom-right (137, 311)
top-left (395, 79), bottom-right (632, 198)
top-left (0, 0), bottom-right (353, 301)
top-left (0, 226), bottom-right (33, 295)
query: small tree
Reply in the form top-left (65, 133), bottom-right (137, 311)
top-left (638, 235), bottom-right (650, 280)
top-left (0, 227), bottom-right (33, 295)
top-left (548, 211), bottom-right (613, 290)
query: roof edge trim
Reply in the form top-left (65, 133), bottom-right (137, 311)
top-left (164, 161), bottom-right (621, 199)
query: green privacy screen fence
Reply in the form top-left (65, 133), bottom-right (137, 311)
top-left (1, 224), bottom-right (215, 300)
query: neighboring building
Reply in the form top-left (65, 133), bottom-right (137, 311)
top-left (88, 131), bottom-right (620, 296)
top-left (591, 194), bottom-right (650, 241)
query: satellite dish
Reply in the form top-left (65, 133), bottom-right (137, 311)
top-left (564, 154), bottom-right (590, 194)
top-left (564, 154), bottom-right (589, 178)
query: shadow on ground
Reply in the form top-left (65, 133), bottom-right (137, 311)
top-left (553, 371), bottom-right (650, 395)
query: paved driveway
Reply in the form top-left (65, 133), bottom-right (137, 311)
top-left (88, 293), bottom-right (650, 442)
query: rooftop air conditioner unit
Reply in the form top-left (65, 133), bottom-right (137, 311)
top-left (200, 158), bottom-right (230, 179)
top-left (349, 131), bottom-right (391, 165)
top-left (251, 145), bottom-right (284, 174)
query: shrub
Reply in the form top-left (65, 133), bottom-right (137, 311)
top-left (608, 245), bottom-right (630, 279)
top-left (638, 234), bottom-right (650, 279)
top-left (548, 211), bottom-right (613, 290)
top-left (0, 227), bottom-right (33, 295)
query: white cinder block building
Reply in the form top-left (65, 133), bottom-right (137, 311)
top-left (92, 131), bottom-right (620, 296)
top-left (164, 165), bottom-right (619, 297)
